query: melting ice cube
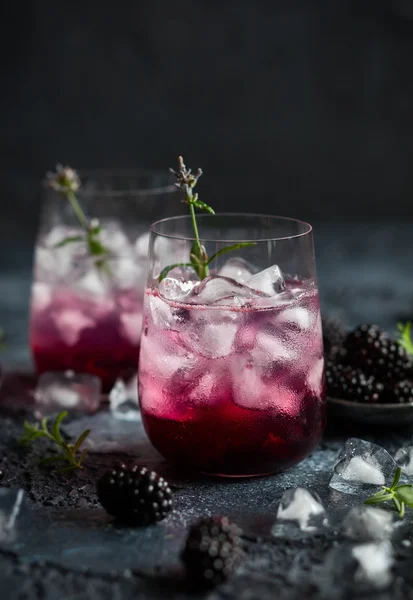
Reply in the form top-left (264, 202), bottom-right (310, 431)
top-left (0, 488), bottom-right (29, 542)
top-left (395, 446), bottom-right (413, 476)
top-left (247, 265), bottom-right (285, 296)
top-left (329, 438), bottom-right (397, 495)
top-left (34, 371), bottom-right (101, 416)
top-left (159, 277), bottom-right (195, 301)
top-left (352, 541), bottom-right (393, 589)
top-left (218, 257), bottom-right (256, 284)
top-left (272, 487), bottom-right (328, 535)
top-left (185, 275), bottom-right (261, 305)
top-left (342, 506), bottom-right (395, 542)
top-left (51, 310), bottom-right (95, 346)
top-left (109, 376), bottom-right (140, 422)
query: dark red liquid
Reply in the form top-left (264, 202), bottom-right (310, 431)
top-left (142, 393), bottom-right (325, 476)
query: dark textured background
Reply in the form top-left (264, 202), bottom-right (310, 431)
top-left (2, 1), bottom-right (413, 250)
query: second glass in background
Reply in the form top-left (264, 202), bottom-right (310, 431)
top-left (29, 169), bottom-right (180, 390)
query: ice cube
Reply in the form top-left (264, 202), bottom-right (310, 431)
top-left (164, 265), bottom-right (198, 283)
top-left (324, 541), bottom-right (393, 592)
top-left (276, 307), bottom-right (314, 330)
top-left (342, 507), bottom-right (395, 542)
top-left (0, 488), bottom-right (29, 542)
top-left (186, 275), bottom-right (261, 305)
top-left (109, 376), bottom-right (140, 421)
top-left (51, 310), bottom-right (95, 346)
top-left (75, 269), bottom-right (109, 297)
top-left (187, 321), bottom-right (238, 358)
top-left (159, 277), bottom-right (194, 301)
top-left (395, 446), bottom-right (413, 476)
top-left (98, 221), bottom-right (131, 255)
top-left (34, 371), bottom-right (101, 416)
top-left (111, 256), bottom-right (146, 290)
top-left (329, 438), bottom-right (397, 495)
top-left (247, 265), bottom-right (285, 296)
top-left (218, 257), bottom-right (256, 284)
top-left (352, 541), bottom-right (393, 589)
top-left (135, 232), bottom-right (150, 256)
top-left (272, 487), bottom-right (328, 535)
top-left (120, 312), bottom-right (143, 345)
top-left (31, 282), bottom-right (52, 313)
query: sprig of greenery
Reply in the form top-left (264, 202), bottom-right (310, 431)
top-left (20, 411), bottom-right (90, 473)
top-left (364, 466), bottom-right (413, 518)
top-left (46, 165), bottom-right (110, 273)
top-left (397, 322), bottom-right (413, 356)
top-left (159, 156), bottom-right (255, 281)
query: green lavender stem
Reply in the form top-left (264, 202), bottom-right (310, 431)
top-left (67, 190), bottom-right (89, 231)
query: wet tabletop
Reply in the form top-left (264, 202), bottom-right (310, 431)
top-left (0, 221), bottom-right (413, 600)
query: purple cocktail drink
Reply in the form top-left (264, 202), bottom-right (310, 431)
top-left (139, 271), bottom-right (325, 476)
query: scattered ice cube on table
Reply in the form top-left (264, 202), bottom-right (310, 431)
top-left (34, 371), bottom-right (101, 416)
top-left (329, 438), bottom-right (397, 495)
top-left (395, 446), bottom-right (413, 476)
top-left (0, 488), bottom-right (29, 542)
top-left (272, 487), bottom-right (328, 535)
top-left (218, 257), bottom-right (256, 284)
top-left (247, 265), bottom-right (285, 296)
top-left (185, 275), bottom-right (262, 305)
top-left (109, 376), bottom-right (140, 421)
top-left (342, 506), bottom-right (395, 542)
top-left (352, 541), bottom-right (393, 589)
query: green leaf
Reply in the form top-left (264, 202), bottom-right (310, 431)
top-left (158, 263), bottom-right (193, 282)
top-left (191, 200), bottom-right (215, 214)
top-left (72, 429), bottom-right (90, 455)
top-left (206, 242), bottom-right (257, 266)
top-left (393, 495), bottom-right (402, 513)
top-left (87, 236), bottom-right (108, 257)
top-left (364, 493), bottom-right (394, 505)
top-left (51, 411), bottom-right (67, 445)
top-left (41, 418), bottom-right (49, 433)
top-left (20, 431), bottom-right (46, 445)
top-left (394, 485), bottom-right (413, 508)
top-left (53, 235), bottom-right (84, 248)
top-left (77, 448), bottom-right (88, 466)
top-left (391, 466), bottom-right (402, 488)
top-left (398, 322), bottom-right (413, 356)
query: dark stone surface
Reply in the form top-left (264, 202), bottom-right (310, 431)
top-left (0, 220), bottom-right (413, 598)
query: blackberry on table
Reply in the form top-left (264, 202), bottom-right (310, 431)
top-left (181, 516), bottom-right (244, 588)
top-left (325, 361), bottom-right (384, 403)
top-left (97, 464), bottom-right (173, 524)
top-left (322, 315), bottom-right (346, 356)
top-left (343, 324), bottom-right (413, 383)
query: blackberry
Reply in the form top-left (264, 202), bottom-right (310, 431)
top-left (97, 464), bottom-right (173, 524)
top-left (181, 516), bottom-right (244, 588)
top-left (325, 361), bottom-right (384, 403)
top-left (322, 315), bottom-right (346, 356)
top-left (343, 324), bottom-right (413, 383)
top-left (388, 380), bottom-right (413, 404)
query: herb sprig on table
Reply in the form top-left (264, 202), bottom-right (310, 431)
top-left (20, 411), bottom-right (90, 473)
top-left (364, 466), bottom-right (413, 518)
top-left (46, 164), bottom-right (110, 273)
top-left (159, 156), bottom-right (255, 281)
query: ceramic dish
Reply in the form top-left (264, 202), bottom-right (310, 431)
top-left (327, 396), bottom-right (413, 427)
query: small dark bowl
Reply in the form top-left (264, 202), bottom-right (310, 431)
top-left (327, 396), bottom-right (413, 427)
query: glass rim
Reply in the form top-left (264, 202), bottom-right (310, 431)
top-left (150, 213), bottom-right (313, 243)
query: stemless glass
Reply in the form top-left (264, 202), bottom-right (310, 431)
top-left (138, 214), bottom-right (326, 477)
top-left (29, 169), bottom-right (180, 391)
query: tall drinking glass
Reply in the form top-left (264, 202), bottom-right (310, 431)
top-left (138, 214), bottom-right (325, 476)
top-left (29, 169), bottom-right (179, 390)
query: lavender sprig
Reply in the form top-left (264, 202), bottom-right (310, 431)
top-left (159, 156), bottom-right (255, 281)
top-left (46, 165), bottom-right (110, 272)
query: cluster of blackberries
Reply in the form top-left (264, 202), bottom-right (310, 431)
top-left (323, 318), bottom-right (413, 404)
top-left (97, 463), bottom-right (243, 587)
